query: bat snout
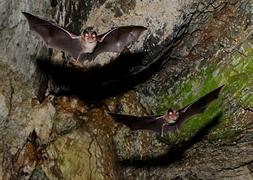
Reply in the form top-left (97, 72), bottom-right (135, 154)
top-left (83, 36), bottom-right (97, 43)
top-left (170, 114), bottom-right (178, 121)
top-left (88, 38), bottom-right (96, 43)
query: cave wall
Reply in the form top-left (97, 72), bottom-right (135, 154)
top-left (0, 0), bottom-right (253, 179)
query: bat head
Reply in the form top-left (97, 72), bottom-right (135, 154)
top-left (82, 27), bottom-right (98, 43)
top-left (163, 109), bottom-right (179, 124)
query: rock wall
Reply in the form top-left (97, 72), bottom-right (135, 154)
top-left (0, 0), bottom-right (253, 179)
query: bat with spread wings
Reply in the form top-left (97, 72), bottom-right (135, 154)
top-left (109, 85), bottom-right (223, 136)
top-left (22, 12), bottom-right (147, 61)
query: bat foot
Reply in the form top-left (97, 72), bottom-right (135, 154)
top-left (160, 123), bottom-right (166, 137)
top-left (160, 132), bottom-right (164, 137)
top-left (67, 59), bottom-right (84, 68)
top-left (78, 53), bottom-right (94, 62)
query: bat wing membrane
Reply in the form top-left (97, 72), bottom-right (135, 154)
top-left (109, 86), bottom-right (223, 134)
top-left (108, 113), bottom-right (164, 133)
top-left (94, 26), bottom-right (147, 55)
top-left (174, 85), bottom-right (224, 129)
top-left (23, 12), bottom-right (83, 59)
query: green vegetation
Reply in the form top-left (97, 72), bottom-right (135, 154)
top-left (157, 41), bottom-right (253, 144)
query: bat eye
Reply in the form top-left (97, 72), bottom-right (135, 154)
top-left (91, 33), bottom-right (96, 38)
top-left (169, 111), bottom-right (172, 115)
top-left (84, 33), bottom-right (89, 37)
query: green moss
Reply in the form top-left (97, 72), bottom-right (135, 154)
top-left (54, 131), bottom-right (104, 180)
top-left (156, 41), bottom-right (253, 144)
top-left (208, 128), bottom-right (243, 143)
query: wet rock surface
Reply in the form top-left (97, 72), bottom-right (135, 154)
top-left (1, 0), bottom-right (253, 179)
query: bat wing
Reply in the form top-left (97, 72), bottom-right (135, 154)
top-left (169, 85), bottom-right (224, 131)
top-left (108, 113), bottom-right (164, 133)
top-left (90, 26), bottom-right (147, 58)
top-left (22, 12), bottom-right (83, 59)
top-left (108, 86), bottom-right (223, 134)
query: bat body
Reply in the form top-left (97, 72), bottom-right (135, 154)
top-left (22, 12), bottom-right (147, 61)
top-left (109, 85), bottom-right (223, 136)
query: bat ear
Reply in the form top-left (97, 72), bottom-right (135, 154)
top-left (82, 27), bottom-right (95, 34)
top-left (167, 108), bottom-right (173, 114)
top-left (84, 26), bottom-right (95, 31)
top-left (168, 108), bottom-right (177, 112)
top-left (82, 29), bottom-right (87, 35)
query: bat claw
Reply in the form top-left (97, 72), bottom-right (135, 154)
top-left (67, 59), bottom-right (84, 68)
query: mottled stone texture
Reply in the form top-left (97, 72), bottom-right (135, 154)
top-left (1, 0), bottom-right (253, 179)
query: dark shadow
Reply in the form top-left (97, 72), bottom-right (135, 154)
top-left (35, 13), bottom-right (191, 102)
top-left (119, 113), bottom-right (222, 168)
top-left (37, 50), bottom-right (168, 102)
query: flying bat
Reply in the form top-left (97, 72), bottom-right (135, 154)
top-left (109, 85), bottom-right (223, 136)
top-left (22, 12), bottom-right (147, 61)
